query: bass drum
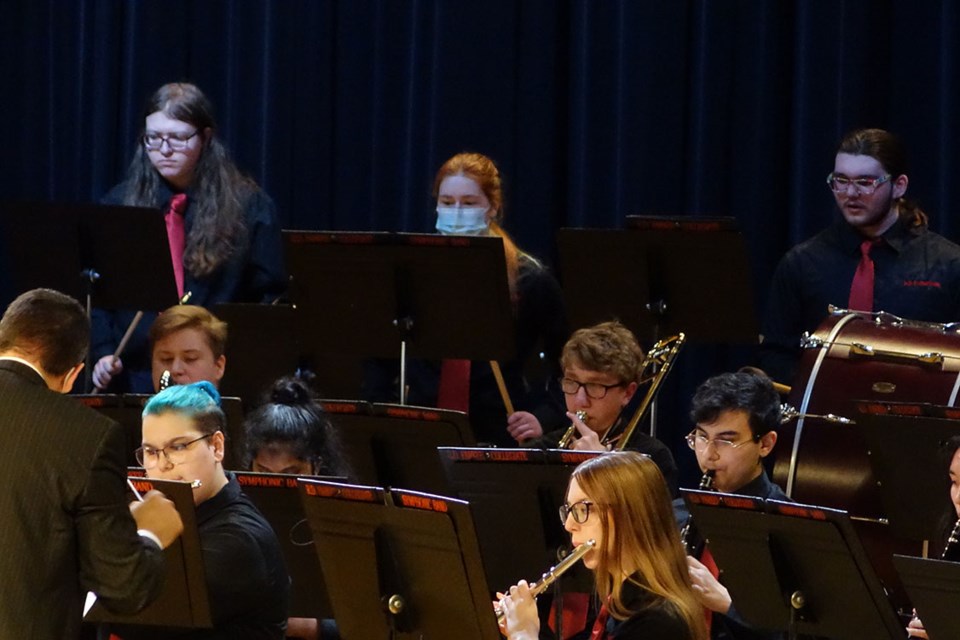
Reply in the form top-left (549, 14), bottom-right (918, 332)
top-left (773, 311), bottom-right (960, 516)
top-left (772, 311), bottom-right (960, 610)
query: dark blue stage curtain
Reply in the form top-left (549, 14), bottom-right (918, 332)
top-left (2, 0), bottom-right (959, 481)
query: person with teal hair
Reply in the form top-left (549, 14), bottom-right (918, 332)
top-left (109, 381), bottom-right (290, 639)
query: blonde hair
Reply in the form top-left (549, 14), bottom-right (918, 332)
top-left (560, 321), bottom-right (645, 384)
top-left (572, 452), bottom-right (706, 638)
top-left (433, 152), bottom-right (534, 303)
top-left (149, 304), bottom-right (228, 358)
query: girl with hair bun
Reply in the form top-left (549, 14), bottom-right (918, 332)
top-left (245, 375), bottom-right (351, 478)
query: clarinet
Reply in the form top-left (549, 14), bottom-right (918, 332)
top-left (942, 517), bottom-right (960, 561)
top-left (680, 470), bottom-right (715, 556)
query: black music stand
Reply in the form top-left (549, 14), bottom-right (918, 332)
top-left (213, 303), bottom-right (300, 405)
top-left (323, 400), bottom-right (476, 495)
top-left (0, 202), bottom-right (178, 309)
top-left (283, 231), bottom-right (515, 403)
top-left (75, 394), bottom-right (248, 470)
top-left (894, 555), bottom-right (960, 640)
top-left (683, 490), bottom-right (905, 639)
top-left (297, 479), bottom-right (500, 639)
top-left (853, 403), bottom-right (960, 541)
top-left (85, 477), bottom-right (211, 630)
top-left (556, 217), bottom-right (756, 343)
top-left (438, 447), bottom-right (597, 591)
top-left (234, 471), bottom-right (343, 619)
top-left (0, 202), bottom-right (180, 390)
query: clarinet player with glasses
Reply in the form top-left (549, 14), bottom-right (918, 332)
top-left (673, 371), bottom-right (787, 640)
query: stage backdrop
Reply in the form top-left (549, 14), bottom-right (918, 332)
top-left (2, 0), bottom-right (958, 481)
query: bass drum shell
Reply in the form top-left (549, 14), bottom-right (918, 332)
top-left (773, 312), bottom-right (960, 516)
top-left (772, 312), bottom-right (960, 610)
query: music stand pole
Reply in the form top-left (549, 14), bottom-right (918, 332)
top-left (82, 268), bottom-right (101, 391)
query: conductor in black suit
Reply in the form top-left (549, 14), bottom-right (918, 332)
top-left (0, 288), bottom-right (184, 638)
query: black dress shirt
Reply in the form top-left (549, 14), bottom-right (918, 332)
top-left (759, 217), bottom-right (960, 384)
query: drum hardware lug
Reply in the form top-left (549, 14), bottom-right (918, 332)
top-left (779, 403), bottom-right (799, 424)
top-left (799, 333), bottom-right (823, 349)
top-left (849, 342), bottom-right (945, 366)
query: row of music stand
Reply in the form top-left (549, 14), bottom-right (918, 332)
top-left (88, 464), bottom-right (960, 639)
top-left (0, 202), bottom-right (759, 402)
top-left (76, 401), bottom-right (960, 639)
top-left (84, 447), bottom-right (598, 638)
top-left (78, 387), bottom-right (960, 637)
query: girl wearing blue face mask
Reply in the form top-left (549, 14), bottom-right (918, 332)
top-left (364, 152), bottom-right (569, 446)
top-left (427, 153), bottom-right (572, 445)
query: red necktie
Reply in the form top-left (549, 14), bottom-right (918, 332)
top-left (848, 239), bottom-right (879, 312)
top-left (437, 359), bottom-right (471, 412)
top-left (589, 601), bottom-right (610, 640)
top-left (548, 592), bottom-right (591, 639)
top-left (165, 193), bottom-right (188, 298)
top-left (701, 546), bottom-right (720, 635)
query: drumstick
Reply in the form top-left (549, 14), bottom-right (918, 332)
top-left (489, 361), bottom-right (515, 415)
top-left (113, 311), bottom-right (144, 361)
top-left (772, 381), bottom-right (791, 395)
top-left (91, 311), bottom-right (144, 394)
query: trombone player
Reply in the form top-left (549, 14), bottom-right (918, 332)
top-left (510, 320), bottom-right (678, 497)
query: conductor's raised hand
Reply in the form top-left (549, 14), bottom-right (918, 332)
top-left (130, 490), bottom-right (183, 549)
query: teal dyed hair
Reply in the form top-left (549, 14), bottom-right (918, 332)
top-left (143, 381), bottom-right (226, 436)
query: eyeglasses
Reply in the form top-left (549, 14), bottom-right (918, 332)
top-left (826, 173), bottom-right (892, 195)
top-left (559, 377), bottom-right (624, 400)
top-left (559, 500), bottom-right (596, 525)
top-left (685, 431), bottom-right (760, 452)
top-left (143, 130), bottom-right (200, 151)
top-left (135, 433), bottom-right (214, 469)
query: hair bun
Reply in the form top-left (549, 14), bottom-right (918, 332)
top-left (187, 380), bottom-right (222, 406)
top-left (270, 376), bottom-right (312, 406)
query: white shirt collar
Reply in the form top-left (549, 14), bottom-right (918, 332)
top-left (0, 356), bottom-right (46, 381)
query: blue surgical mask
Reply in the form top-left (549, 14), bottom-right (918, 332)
top-left (436, 206), bottom-right (490, 235)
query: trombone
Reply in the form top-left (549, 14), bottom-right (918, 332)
top-left (557, 333), bottom-right (686, 451)
top-left (604, 332), bottom-right (685, 450)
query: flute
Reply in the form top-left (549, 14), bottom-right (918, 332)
top-left (495, 539), bottom-right (596, 624)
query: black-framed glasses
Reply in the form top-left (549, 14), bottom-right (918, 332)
top-left (826, 172), bottom-right (892, 195)
top-left (559, 500), bottom-right (596, 525)
top-left (559, 377), bottom-right (624, 400)
top-left (143, 130), bottom-right (200, 151)
top-left (135, 433), bottom-right (214, 469)
top-left (685, 430), bottom-right (760, 452)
